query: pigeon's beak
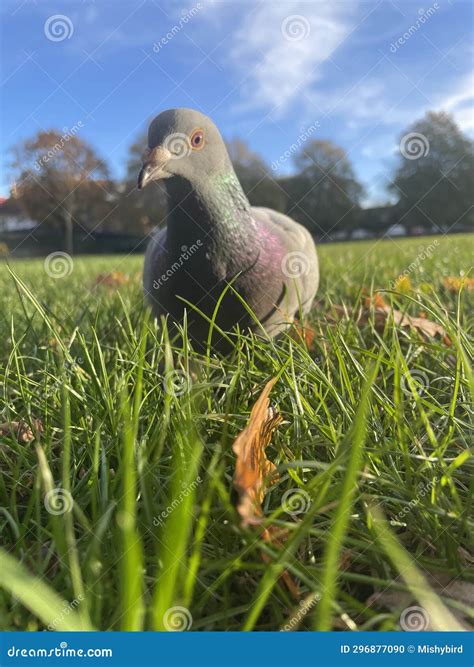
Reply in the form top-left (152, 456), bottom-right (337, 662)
top-left (137, 146), bottom-right (172, 189)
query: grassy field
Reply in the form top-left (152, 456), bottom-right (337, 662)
top-left (0, 234), bottom-right (472, 632)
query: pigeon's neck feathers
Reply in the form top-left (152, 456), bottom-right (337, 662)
top-left (165, 169), bottom-right (256, 249)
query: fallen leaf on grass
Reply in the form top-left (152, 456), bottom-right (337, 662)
top-left (232, 378), bottom-right (299, 599)
top-left (385, 308), bottom-right (448, 342)
top-left (93, 272), bottom-right (131, 290)
top-left (289, 320), bottom-right (316, 349)
top-left (443, 276), bottom-right (474, 292)
top-left (232, 378), bottom-right (282, 527)
top-left (372, 296), bottom-right (450, 345)
top-left (0, 419), bottom-right (43, 443)
top-left (329, 293), bottom-right (450, 345)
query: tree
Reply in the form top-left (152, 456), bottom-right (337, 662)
top-left (117, 130), bottom-right (167, 235)
top-left (281, 140), bottom-right (364, 235)
top-left (10, 130), bottom-right (113, 254)
top-left (226, 138), bottom-right (286, 212)
top-left (390, 112), bottom-right (474, 232)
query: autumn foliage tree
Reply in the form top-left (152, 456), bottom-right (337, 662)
top-left (117, 130), bottom-right (167, 235)
top-left (11, 130), bottom-right (113, 254)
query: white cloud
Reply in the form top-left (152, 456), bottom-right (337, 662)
top-left (316, 62), bottom-right (474, 139)
top-left (434, 71), bottom-right (474, 132)
top-left (224, 1), bottom-right (363, 116)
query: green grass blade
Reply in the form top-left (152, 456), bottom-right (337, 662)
top-left (0, 549), bottom-right (93, 631)
top-left (314, 359), bottom-right (380, 630)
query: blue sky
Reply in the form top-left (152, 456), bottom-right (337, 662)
top-left (1, 0), bottom-right (472, 205)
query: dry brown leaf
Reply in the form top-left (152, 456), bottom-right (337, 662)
top-left (364, 291), bottom-right (387, 310)
top-left (330, 292), bottom-right (451, 345)
top-left (289, 320), bottom-right (316, 349)
top-left (378, 303), bottom-right (450, 346)
top-left (232, 378), bottom-right (300, 599)
top-left (93, 272), bottom-right (130, 290)
top-left (444, 276), bottom-right (474, 292)
top-left (0, 419), bottom-right (43, 443)
top-left (232, 377), bottom-right (282, 527)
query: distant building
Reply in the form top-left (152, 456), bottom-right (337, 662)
top-left (0, 197), bottom-right (36, 233)
top-left (351, 228), bottom-right (372, 240)
top-left (358, 204), bottom-right (397, 235)
top-left (386, 223), bottom-right (406, 237)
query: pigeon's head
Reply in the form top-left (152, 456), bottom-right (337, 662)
top-left (137, 108), bottom-right (230, 189)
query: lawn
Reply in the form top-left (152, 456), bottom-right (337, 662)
top-left (0, 234), bottom-right (472, 632)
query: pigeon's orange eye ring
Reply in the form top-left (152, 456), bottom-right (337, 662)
top-left (190, 129), bottom-right (205, 150)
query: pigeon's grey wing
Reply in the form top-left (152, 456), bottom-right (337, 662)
top-left (143, 226), bottom-right (168, 316)
top-left (252, 206), bottom-right (319, 333)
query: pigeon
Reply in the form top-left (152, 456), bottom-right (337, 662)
top-left (139, 108), bottom-right (319, 352)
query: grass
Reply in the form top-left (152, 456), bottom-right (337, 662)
top-left (0, 234), bottom-right (472, 632)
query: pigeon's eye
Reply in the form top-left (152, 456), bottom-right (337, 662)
top-left (190, 129), bottom-right (204, 150)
